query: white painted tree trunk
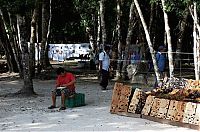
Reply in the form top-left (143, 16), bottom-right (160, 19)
top-left (189, 2), bottom-right (200, 80)
top-left (134, 0), bottom-right (161, 83)
top-left (161, 0), bottom-right (174, 78)
top-left (193, 2), bottom-right (200, 80)
top-left (97, 10), bottom-right (101, 49)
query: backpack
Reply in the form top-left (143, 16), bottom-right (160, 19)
top-left (94, 51), bottom-right (105, 65)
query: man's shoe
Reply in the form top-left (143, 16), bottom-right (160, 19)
top-left (48, 105), bottom-right (56, 109)
top-left (59, 107), bottom-right (66, 110)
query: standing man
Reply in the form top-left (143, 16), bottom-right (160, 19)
top-left (99, 46), bottom-right (110, 90)
top-left (156, 45), bottom-right (166, 78)
top-left (155, 45), bottom-right (166, 87)
top-left (48, 67), bottom-right (76, 110)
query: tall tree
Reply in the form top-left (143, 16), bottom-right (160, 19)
top-left (99, 0), bottom-right (107, 47)
top-left (0, 10), bottom-right (16, 73)
top-left (73, 0), bottom-right (99, 50)
top-left (97, 9), bottom-right (101, 48)
top-left (30, 0), bottom-right (41, 77)
top-left (161, 0), bottom-right (174, 78)
top-left (0, 9), bottom-right (21, 74)
top-left (0, 0), bottom-right (38, 95)
top-left (40, 0), bottom-right (51, 70)
top-left (190, 2), bottom-right (200, 80)
top-left (175, 8), bottom-right (189, 68)
top-left (115, 0), bottom-right (123, 79)
top-left (121, 1), bottom-right (137, 79)
top-left (16, 14), bottom-right (34, 95)
top-left (134, 0), bottom-right (161, 83)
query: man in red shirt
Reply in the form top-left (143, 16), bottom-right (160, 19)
top-left (48, 67), bottom-right (76, 110)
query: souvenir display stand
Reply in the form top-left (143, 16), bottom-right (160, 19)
top-left (110, 79), bottom-right (200, 130)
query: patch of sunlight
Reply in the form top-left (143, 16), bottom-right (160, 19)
top-left (107, 122), bottom-right (119, 125)
top-left (113, 123), bottom-right (133, 129)
top-left (0, 121), bottom-right (15, 125)
top-left (79, 77), bottom-right (98, 80)
top-left (67, 114), bottom-right (81, 118)
top-left (24, 122), bottom-right (42, 126)
top-left (94, 107), bottom-right (107, 110)
top-left (10, 123), bottom-right (57, 130)
top-left (7, 81), bottom-right (21, 84)
top-left (150, 123), bottom-right (175, 128)
top-left (0, 102), bottom-right (10, 105)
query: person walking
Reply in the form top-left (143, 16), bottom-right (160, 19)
top-left (99, 46), bottom-right (110, 90)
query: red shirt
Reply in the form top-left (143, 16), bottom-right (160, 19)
top-left (56, 72), bottom-right (75, 91)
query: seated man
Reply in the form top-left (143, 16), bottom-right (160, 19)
top-left (48, 67), bottom-right (76, 110)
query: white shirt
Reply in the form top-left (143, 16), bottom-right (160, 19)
top-left (99, 51), bottom-right (110, 71)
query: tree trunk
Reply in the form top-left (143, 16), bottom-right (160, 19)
top-left (99, 0), bottom-right (107, 46)
top-left (134, 0), bottom-right (161, 83)
top-left (115, 0), bottom-right (122, 79)
top-left (30, 0), bottom-right (41, 77)
top-left (97, 10), bottom-right (101, 49)
top-left (192, 2), bottom-right (200, 80)
top-left (8, 12), bottom-right (23, 76)
top-left (151, 3), bottom-right (159, 47)
top-left (148, 3), bottom-right (154, 34)
top-left (17, 14), bottom-right (34, 95)
top-left (121, 2), bottom-right (137, 79)
top-left (85, 14), bottom-right (97, 51)
top-left (92, 14), bottom-right (97, 50)
top-left (189, 3), bottom-right (200, 80)
top-left (175, 8), bottom-right (189, 68)
top-left (161, 0), bottom-right (174, 78)
top-left (89, 31), bottom-right (95, 50)
top-left (40, 0), bottom-right (51, 70)
top-left (0, 9), bottom-right (20, 73)
top-left (0, 11), bottom-right (14, 72)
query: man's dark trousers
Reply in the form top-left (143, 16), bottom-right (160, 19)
top-left (100, 69), bottom-right (109, 89)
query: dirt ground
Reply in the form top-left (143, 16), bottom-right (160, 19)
top-left (0, 68), bottom-right (198, 131)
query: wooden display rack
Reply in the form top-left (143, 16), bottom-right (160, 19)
top-left (110, 81), bottom-right (200, 131)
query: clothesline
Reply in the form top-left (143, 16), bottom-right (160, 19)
top-left (159, 51), bottom-right (194, 55)
top-left (110, 58), bottom-right (195, 62)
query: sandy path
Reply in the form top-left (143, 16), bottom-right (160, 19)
top-left (0, 74), bottom-right (198, 131)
